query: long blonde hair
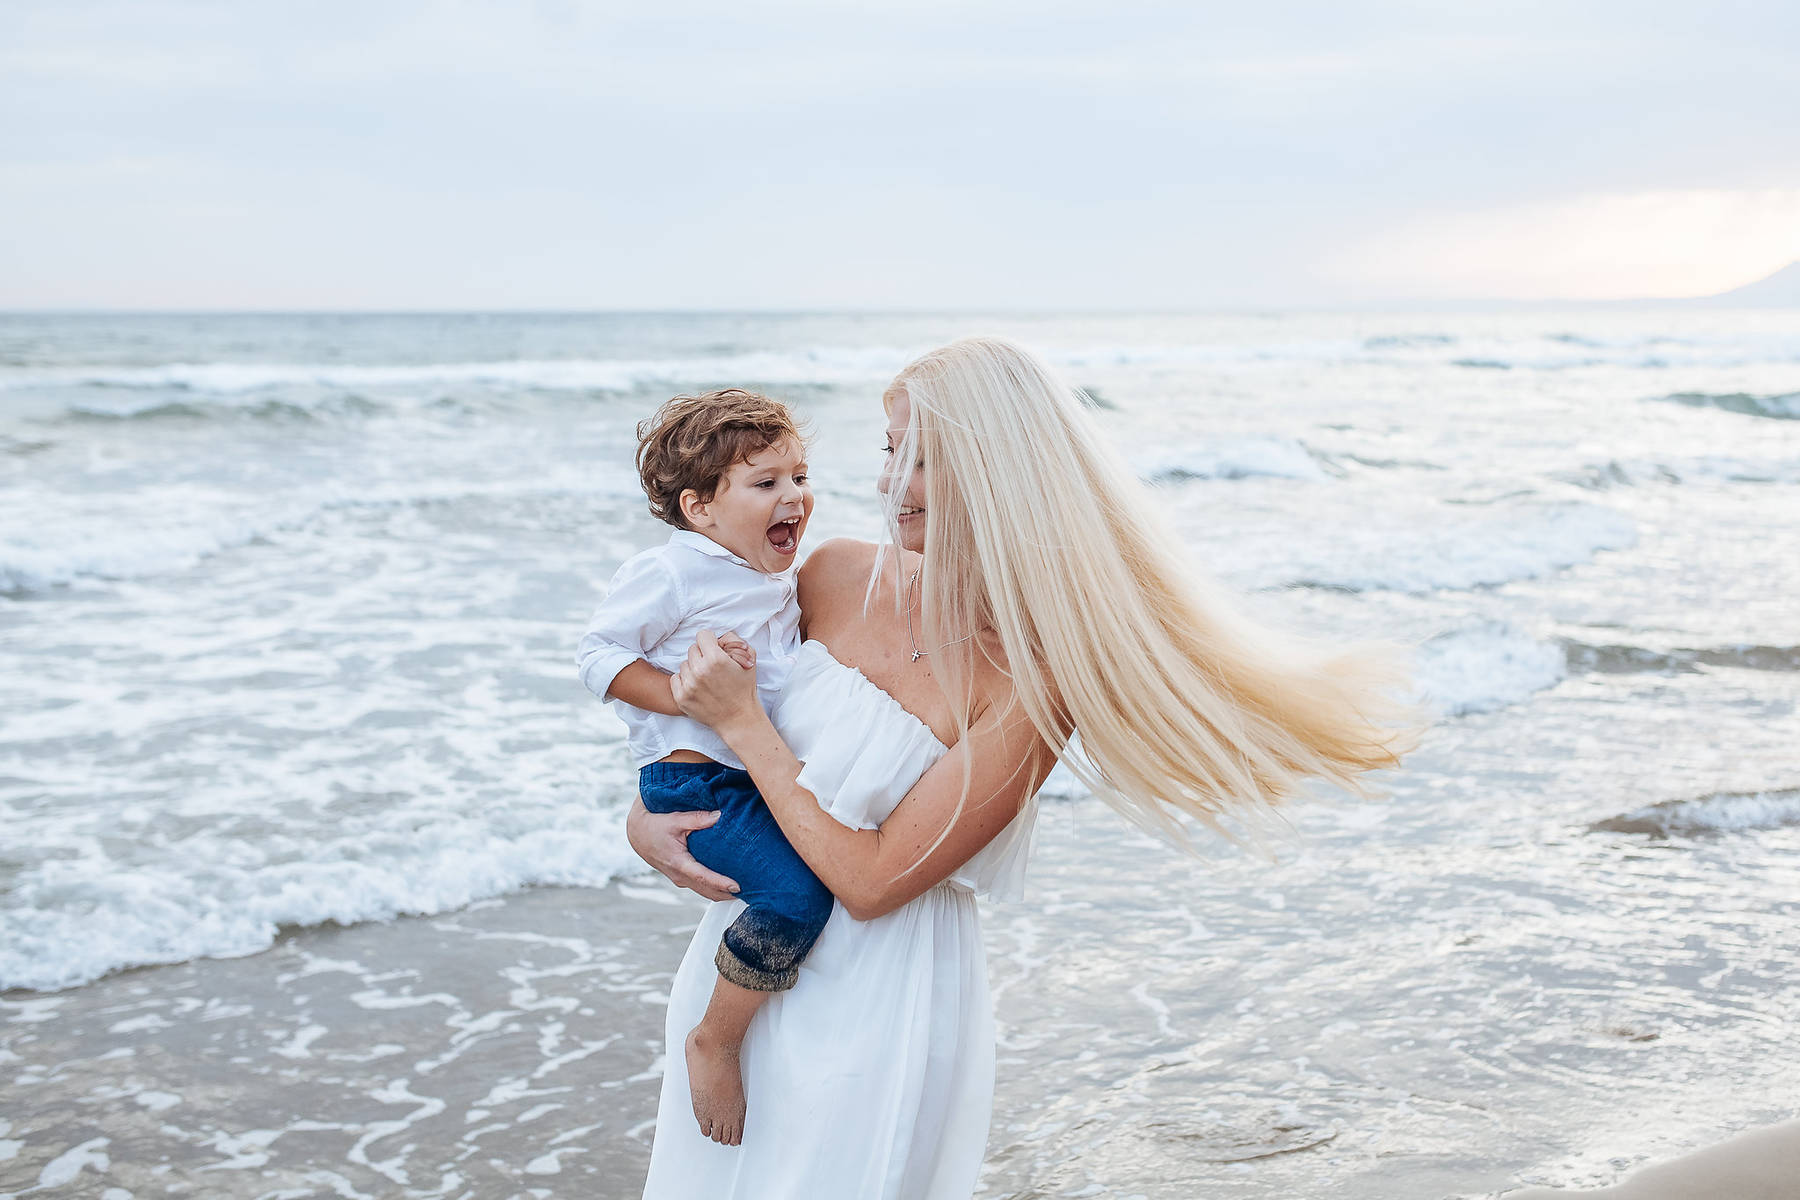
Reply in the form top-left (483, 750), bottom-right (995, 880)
top-left (881, 336), bottom-right (1417, 847)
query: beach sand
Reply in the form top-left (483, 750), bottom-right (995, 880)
top-left (1, 882), bottom-right (688, 1198)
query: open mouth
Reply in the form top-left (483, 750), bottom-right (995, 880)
top-left (896, 506), bottom-right (924, 520)
top-left (766, 516), bottom-right (801, 555)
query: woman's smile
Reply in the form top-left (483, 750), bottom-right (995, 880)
top-left (881, 390), bottom-right (928, 549)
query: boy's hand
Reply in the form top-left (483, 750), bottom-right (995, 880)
top-left (715, 631), bottom-right (756, 672)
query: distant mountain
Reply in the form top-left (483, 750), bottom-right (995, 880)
top-left (1695, 261), bottom-right (1800, 306)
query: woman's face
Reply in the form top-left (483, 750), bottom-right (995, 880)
top-left (880, 387), bottom-right (927, 554)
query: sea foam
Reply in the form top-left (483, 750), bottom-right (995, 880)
top-left (1276, 501), bottom-right (1638, 594)
top-left (0, 473), bottom-right (638, 592)
top-left (0, 484), bottom-right (296, 593)
top-left (1414, 622), bottom-right (1566, 716)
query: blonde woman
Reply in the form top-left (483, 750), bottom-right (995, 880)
top-left (628, 336), bottom-right (1412, 1199)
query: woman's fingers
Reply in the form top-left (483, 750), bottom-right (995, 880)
top-left (678, 865), bottom-right (741, 904)
top-left (626, 800), bottom-right (741, 902)
top-left (664, 809), bottom-right (741, 900)
top-left (674, 630), bottom-right (759, 724)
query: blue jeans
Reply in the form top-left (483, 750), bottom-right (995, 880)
top-left (639, 761), bottom-right (834, 992)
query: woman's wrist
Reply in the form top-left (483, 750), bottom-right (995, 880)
top-left (716, 705), bottom-right (776, 752)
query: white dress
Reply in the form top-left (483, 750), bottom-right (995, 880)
top-left (640, 640), bottom-right (1037, 1200)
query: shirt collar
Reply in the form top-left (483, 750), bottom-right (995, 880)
top-left (667, 528), bottom-right (797, 587)
top-left (669, 528), bottom-right (750, 567)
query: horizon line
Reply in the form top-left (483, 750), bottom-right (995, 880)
top-left (2, 297), bottom-right (1794, 318)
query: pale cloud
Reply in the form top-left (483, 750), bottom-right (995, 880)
top-left (1327, 189), bottom-right (1800, 300)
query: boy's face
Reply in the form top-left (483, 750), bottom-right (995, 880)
top-left (681, 438), bottom-right (814, 574)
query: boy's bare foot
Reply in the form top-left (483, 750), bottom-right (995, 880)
top-left (686, 1026), bottom-right (747, 1146)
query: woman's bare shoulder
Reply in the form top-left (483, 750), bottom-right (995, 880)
top-left (800, 536), bottom-right (879, 581)
top-left (798, 538), bottom-right (892, 616)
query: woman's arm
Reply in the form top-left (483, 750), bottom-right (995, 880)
top-left (673, 632), bottom-right (1055, 921)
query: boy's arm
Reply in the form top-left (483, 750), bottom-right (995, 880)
top-left (575, 548), bottom-right (760, 710)
top-left (607, 636), bottom-right (755, 717)
top-left (607, 660), bottom-right (682, 716)
top-left (576, 553), bottom-right (683, 703)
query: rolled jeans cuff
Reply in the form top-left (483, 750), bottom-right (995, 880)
top-left (715, 940), bottom-right (799, 992)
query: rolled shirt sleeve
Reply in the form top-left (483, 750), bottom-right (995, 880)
top-left (575, 552), bottom-right (685, 701)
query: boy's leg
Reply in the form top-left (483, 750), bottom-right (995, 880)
top-left (681, 771), bottom-right (835, 1147)
top-left (684, 978), bottom-right (762, 1146)
top-left (639, 763), bottom-right (761, 1144)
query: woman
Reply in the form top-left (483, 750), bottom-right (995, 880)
top-left (630, 337), bottom-right (1412, 1198)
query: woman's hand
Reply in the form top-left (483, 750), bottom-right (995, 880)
top-left (625, 797), bottom-right (740, 902)
top-left (671, 629), bottom-right (762, 735)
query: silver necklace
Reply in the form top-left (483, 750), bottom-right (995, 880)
top-left (905, 569), bottom-right (979, 662)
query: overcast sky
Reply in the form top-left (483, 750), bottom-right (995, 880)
top-left (3, 0), bottom-right (1798, 309)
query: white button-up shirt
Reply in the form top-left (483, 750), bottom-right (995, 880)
top-left (576, 529), bottom-right (800, 770)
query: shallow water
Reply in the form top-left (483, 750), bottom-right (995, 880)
top-left (3, 310), bottom-right (1798, 1193)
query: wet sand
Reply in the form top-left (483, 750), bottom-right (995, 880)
top-left (5, 798), bottom-right (1796, 1199)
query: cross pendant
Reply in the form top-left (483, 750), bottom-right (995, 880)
top-left (910, 650), bottom-right (924, 662)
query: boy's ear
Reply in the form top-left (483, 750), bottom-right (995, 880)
top-left (678, 488), bottom-right (710, 529)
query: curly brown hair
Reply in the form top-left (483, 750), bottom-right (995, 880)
top-left (635, 389), bottom-right (806, 529)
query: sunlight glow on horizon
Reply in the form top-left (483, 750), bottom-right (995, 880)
top-left (1328, 188), bottom-right (1800, 302)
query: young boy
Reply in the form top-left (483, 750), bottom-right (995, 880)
top-left (576, 388), bottom-right (826, 1148)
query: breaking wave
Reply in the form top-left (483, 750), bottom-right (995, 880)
top-left (0, 349), bottom-right (914, 406)
top-left (1590, 788), bottom-right (1800, 837)
top-left (6, 329), bottom-right (1800, 418)
top-left (1551, 456), bottom-right (1800, 489)
top-left (1135, 436), bottom-right (1327, 483)
top-left (60, 393), bottom-right (389, 423)
top-left (0, 801), bottom-right (642, 993)
top-left (1561, 641), bottom-right (1800, 675)
top-left (1657, 391), bottom-right (1800, 421)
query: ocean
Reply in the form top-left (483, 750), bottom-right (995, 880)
top-left (2, 310), bottom-right (1797, 1197)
